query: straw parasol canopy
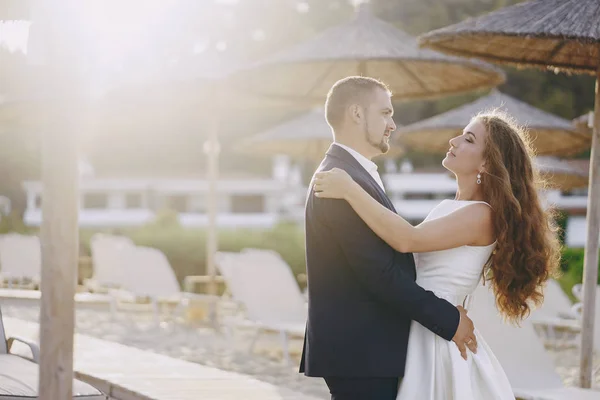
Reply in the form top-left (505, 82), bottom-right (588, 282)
top-left (240, 108), bottom-right (404, 162)
top-left (234, 2), bottom-right (505, 103)
top-left (94, 49), bottom-right (304, 136)
top-left (398, 90), bottom-right (590, 156)
top-left (536, 156), bottom-right (589, 191)
top-left (418, 0), bottom-right (600, 388)
top-left (419, 0), bottom-right (600, 75)
top-left (0, 0), bottom-right (30, 20)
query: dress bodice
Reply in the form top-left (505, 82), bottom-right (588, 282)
top-left (414, 200), bottom-right (496, 305)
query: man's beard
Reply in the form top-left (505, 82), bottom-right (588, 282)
top-left (364, 120), bottom-right (390, 154)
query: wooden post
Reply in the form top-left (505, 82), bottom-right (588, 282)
top-left (29, 1), bottom-right (82, 398)
top-left (204, 84), bottom-right (221, 325)
top-left (39, 103), bottom-right (80, 400)
top-left (579, 68), bottom-right (600, 388)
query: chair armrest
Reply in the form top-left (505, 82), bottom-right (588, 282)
top-left (557, 303), bottom-right (581, 320)
top-left (7, 336), bottom-right (40, 363)
top-left (571, 283), bottom-right (583, 301)
top-left (531, 316), bottom-right (581, 331)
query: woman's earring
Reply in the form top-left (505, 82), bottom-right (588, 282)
top-left (477, 173), bottom-right (482, 185)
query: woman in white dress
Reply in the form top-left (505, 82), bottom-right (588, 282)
top-left (312, 111), bottom-right (561, 400)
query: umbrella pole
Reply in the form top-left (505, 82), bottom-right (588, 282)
top-left (579, 68), bottom-right (600, 389)
top-left (34, 1), bottom-right (81, 397)
top-left (204, 86), bottom-right (221, 327)
top-left (39, 102), bottom-right (80, 399)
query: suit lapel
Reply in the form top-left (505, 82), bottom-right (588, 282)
top-left (325, 145), bottom-right (413, 266)
top-left (325, 144), bottom-right (396, 212)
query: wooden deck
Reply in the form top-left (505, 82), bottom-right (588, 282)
top-left (0, 288), bottom-right (113, 310)
top-left (3, 317), bottom-right (322, 400)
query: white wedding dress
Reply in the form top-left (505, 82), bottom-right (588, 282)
top-left (397, 200), bottom-right (515, 400)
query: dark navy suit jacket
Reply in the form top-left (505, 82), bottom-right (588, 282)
top-left (299, 144), bottom-right (460, 378)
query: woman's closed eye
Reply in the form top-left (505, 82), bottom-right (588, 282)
top-left (462, 134), bottom-right (474, 143)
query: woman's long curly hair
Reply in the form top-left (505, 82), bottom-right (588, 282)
top-left (475, 110), bottom-right (561, 323)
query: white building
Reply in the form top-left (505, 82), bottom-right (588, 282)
top-left (22, 156), bottom-right (306, 229)
top-left (21, 157), bottom-right (589, 247)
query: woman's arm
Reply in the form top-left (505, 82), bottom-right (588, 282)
top-left (313, 168), bottom-right (493, 253)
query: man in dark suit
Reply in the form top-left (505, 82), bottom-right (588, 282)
top-left (299, 76), bottom-right (477, 400)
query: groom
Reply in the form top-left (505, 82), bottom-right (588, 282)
top-left (300, 76), bottom-right (477, 400)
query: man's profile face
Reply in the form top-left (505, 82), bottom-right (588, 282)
top-left (362, 87), bottom-right (395, 155)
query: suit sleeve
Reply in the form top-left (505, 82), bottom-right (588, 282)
top-left (316, 187), bottom-right (460, 341)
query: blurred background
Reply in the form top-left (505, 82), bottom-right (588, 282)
top-left (0, 1), bottom-right (593, 288)
top-left (1, 1), bottom-right (598, 398)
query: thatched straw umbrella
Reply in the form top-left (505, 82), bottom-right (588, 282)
top-left (0, 0), bottom-right (30, 19)
top-left (234, 2), bottom-right (505, 103)
top-left (398, 90), bottom-right (590, 156)
top-left (419, 0), bottom-right (600, 387)
top-left (0, 97), bottom-right (33, 127)
top-left (239, 108), bottom-right (404, 163)
top-left (419, 0), bottom-right (599, 74)
top-left (536, 156), bottom-right (589, 191)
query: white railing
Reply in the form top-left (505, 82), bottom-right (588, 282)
top-left (20, 173), bottom-right (590, 232)
top-left (384, 173), bottom-right (457, 194)
top-left (393, 199), bottom-right (448, 220)
top-left (566, 216), bottom-right (599, 248)
top-left (544, 190), bottom-right (588, 210)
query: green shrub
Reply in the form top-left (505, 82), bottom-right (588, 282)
top-left (560, 247), bottom-right (600, 285)
top-left (560, 247), bottom-right (584, 273)
top-left (554, 210), bottom-right (568, 246)
top-left (0, 211), bottom-right (35, 235)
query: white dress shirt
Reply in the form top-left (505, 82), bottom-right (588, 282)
top-left (333, 143), bottom-right (385, 191)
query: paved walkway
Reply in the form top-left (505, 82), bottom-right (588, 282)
top-left (3, 317), bottom-right (322, 400)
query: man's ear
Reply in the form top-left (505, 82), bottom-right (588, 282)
top-left (349, 104), bottom-right (362, 124)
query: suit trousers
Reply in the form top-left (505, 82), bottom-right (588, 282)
top-left (324, 377), bottom-right (400, 400)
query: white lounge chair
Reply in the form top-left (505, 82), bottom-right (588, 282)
top-left (0, 234), bottom-right (41, 288)
top-left (110, 245), bottom-right (218, 323)
top-left (207, 251), bottom-right (247, 315)
top-left (533, 284), bottom-right (600, 355)
top-left (469, 284), bottom-right (598, 399)
top-left (570, 285), bottom-right (600, 354)
top-left (530, 280), bottom-right (581, 347)
top-left (0, 307), bottom-right (106, 399)
top-left (215, 251), bottom-right (255, 305)
top-left (534, 280), bottom-right (578, 319)
top-left (87, 233), bottom-right (135, 293)
top-left (573, 284), bottom-right (584, 302)
top-left (218, 249), bottom-right (307, 364)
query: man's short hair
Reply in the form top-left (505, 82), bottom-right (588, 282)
top-left (325, 76), bottom-right (391, 129)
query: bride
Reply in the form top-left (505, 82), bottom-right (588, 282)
top-left (312, 111), bottom-right (561, 399)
